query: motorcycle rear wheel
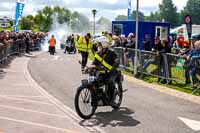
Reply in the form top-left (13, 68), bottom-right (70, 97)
top-left (111, 82), bottom-right (123, 110)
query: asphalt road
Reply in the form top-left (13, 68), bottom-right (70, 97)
top-left (28, 51), bottom-right (200, 133)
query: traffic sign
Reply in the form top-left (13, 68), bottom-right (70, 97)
top-left (184, 15), bottom-right (192, 39)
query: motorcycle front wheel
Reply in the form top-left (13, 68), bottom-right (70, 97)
top-left (74, 86), bottom-right (97, 119)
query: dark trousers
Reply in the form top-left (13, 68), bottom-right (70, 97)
top-left (49, 46), bottom-right (55, 55)
top-left (185, 62), bottom-right (199, 84)
top-left (64, 46), bottom-right (68, 53)
top-left (25, 43), bottom-right (30, 53)
top-left (97, 72), bottom-right (117, 102)
top-left (80, 51), bottom-right (89, 69)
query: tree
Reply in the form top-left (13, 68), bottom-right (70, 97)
top-left (9, 20), bottom-right (13, 27)
top-left (41, 6), bottom-right (53, 31)
top-left (20, 17), bottom-right (34, 30)
top-left (97, 17), bottom-right (112, 31)
top-left (97, 17), bottom-right (111, 25)
top-left (131, 10), bottom-right (145, 21)
top-left (115, 15), bottom-right (127, 21)
top-left (184, 0), bottom-right (200, 24)
top-left (178, 9), bottom-right (187, 25)
top-left (77, 13), bottom-right (90, 32)
top-left (53, 6), bottom-right (71, 24)
top-left (145, 11), bottom-right (161, 21)
top-left (159, 0), bottom-right (178, 28)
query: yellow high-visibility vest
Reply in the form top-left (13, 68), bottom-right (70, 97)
top-left (76, 36), bottom-right (92, 52)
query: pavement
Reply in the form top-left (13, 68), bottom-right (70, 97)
top-left (0, 52), bottom-right (103, 133)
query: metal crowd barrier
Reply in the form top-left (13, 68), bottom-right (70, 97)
top-left (112, 47), bottom-right (139, 72)
top-left (113, 47), bottom-right (200, 94)
top-left (0, 40), bottom-right (17, 64)
top-left (0, 39), bottom-right (41, 64)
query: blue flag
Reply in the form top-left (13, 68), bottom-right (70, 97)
top-left (14, 0), bottom-right (25, 32)
top-left (128, 0), bottom-right (132, 20)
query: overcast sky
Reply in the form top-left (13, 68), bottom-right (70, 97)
top-left (0, 0), bottom-right (188, 20)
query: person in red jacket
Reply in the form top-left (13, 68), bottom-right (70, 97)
top-left (177, 34), bottom-right (184, 48)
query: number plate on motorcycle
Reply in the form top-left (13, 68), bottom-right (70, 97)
top-left (81, 79), bottom-right (88, 85)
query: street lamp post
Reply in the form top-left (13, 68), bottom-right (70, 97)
top-left (134, 0), bottom-right (139, 75)
top-left (92, 9), bottom-right (97, 35)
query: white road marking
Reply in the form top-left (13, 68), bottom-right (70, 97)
top-left (0, 83), bottom-right (32, 86)
top-left (178, 117), bottom-right (200, 131)
top-left (41, 58), bottom-right (48, 61)
top-left (0, 116), bottom-right (80, 133)
top-left (0, 96), bottom-right (53, 106)
top-left (41, 56), bottom-right (65, 61)
top-left (0, 105), bottom-right (70, 119)
top-left (0, 95), bottom-right (43, 98)
top-left (52, 55), bottom-right (60, 61)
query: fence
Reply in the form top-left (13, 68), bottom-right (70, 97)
top-left (0, 39), bottom-right (41, 64)
top-left (113, 47), bottom-right (200, 94)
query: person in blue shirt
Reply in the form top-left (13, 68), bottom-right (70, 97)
top-left (185, 41), bottom-right (200, 86)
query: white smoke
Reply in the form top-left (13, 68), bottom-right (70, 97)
top-left (41, 14), bottom-right (73, 52)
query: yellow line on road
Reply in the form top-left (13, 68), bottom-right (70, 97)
top-left (0, 116), bottom-right (80, 133)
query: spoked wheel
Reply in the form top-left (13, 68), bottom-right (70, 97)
top-left (111, 82), bottom-right (123, 110)
top-left (75, 86), bottom-right (97, 119)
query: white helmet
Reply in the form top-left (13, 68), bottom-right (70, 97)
top-left (96, 36), bottom-right (109, 48)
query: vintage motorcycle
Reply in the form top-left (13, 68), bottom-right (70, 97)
top-left (74, 65), bottom-right (124, 119)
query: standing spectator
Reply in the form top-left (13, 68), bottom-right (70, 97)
top-left (124, 33), bottom-right (136, 68)
top-left (0, 31), bottom-right (6, 58)
top-left (141, 37), bottom-right (162, 74)
top-left (48, 35), bottom-right (56, 55)
top-left (177, 34), bottom-right (184, 49)
top-left (143, 34), bottom-right (151, 51)
top-left (76, 33), bottom-right (92, 72)
top-left (25, 33), bottom-right (30, 54)
top-left (184, 41), bottom-right (200, 86)
top-left (103, 31), bottom-right (112, 46)
top-left (111, 35), bottom-right (121, 48)
top-left (158, 39), bottom-right (171, 83)
top-left (121, 34), bottom-right (128, 48)
top-left (64, 35), bottom-right (72, 54)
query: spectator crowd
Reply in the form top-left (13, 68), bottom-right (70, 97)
top-left (0, 30), bottom-right (46, 60)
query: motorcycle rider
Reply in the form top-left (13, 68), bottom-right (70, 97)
top-left (90, 36), bottom-right (120, 102)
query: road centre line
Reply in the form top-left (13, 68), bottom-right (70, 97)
top-left (0, 116), bottom-right (80, 133)
top-left (0, 96), bottom-right (53, 106)
top-left (0, 105), bottom-right (70, 119)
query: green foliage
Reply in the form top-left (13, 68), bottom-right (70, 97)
top-left (145, 12), bottom-right (161, 22)
top-left (184, 0), bottom-right (200, 24)
top-left (20, 16), bottom-right (34, 30)
top-left (159, 0), bottom-right (179, 27)
top-left (144, 0), bottom-right (200, 26)
top-left (53, 6), bottom-right (71, 24)
top-left (131, 10), bottom-right (145, 21)
top-left (18, 6), bottom-right (89, 32)
top-left (97, 17), bottom-right (111, 31)
top-left (9, 20), bottom-right (13, 27)
top-left (115, 15), bottom-right (127, 21)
